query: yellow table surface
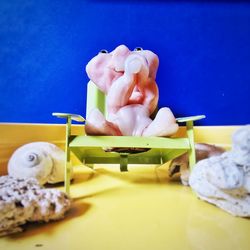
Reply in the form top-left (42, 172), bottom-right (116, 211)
top-left (1, 164), bottom-right (250, 250)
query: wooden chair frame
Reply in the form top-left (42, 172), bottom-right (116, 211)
top-left (53, 81), bottom-right (205, 195)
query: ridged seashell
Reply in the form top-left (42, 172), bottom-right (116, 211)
top-left (8, 142), bottom-right (72, 185)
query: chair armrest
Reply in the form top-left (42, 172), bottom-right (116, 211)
top-left (176, 115), bottom-right (206, 123)
top-left (52, 112), bottom-right (85, 122)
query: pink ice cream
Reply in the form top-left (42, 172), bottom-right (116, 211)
top-left (85, 45), bottom-right (178, 137)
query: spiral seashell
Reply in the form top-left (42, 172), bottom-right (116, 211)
top-left (8, 142), bottom-right (73, 185)
top-left (22, 152), bottom-right (41, 167)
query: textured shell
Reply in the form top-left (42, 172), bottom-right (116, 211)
top-left (0, 176), bottom-right (71, 236)
top-left (8, 142), bottom-right (72, 185)
top-left (189, 125), bottom-right (250, 217)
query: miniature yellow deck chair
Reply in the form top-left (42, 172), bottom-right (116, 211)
top-left (53, 81), bottom-right (205, 195)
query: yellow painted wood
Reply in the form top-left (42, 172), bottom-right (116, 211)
top-left (70, 135), bottom-right (190, 148)
top-left (0, 124), bottom-right (249, 250)
top-left (65, 117), bottom-right (72, 196)
top-left (54, 111), bottom-right (203, 195)
top-left (52, 112), bottom-right (85, 122)
top-left (186, 120), bottom-right (196, 171)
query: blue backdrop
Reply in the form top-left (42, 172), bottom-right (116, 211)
top-left (0, 0), bottom-right (249, 125)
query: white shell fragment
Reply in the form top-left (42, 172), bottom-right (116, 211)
top-left (189, 125), bottom-right (250, 217)
top-left (0, 176), bottom-right (71, 236)
top-left (8, 142), bottom-right (73, 185)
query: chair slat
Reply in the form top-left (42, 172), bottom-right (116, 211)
top-left (70, 135), bottom-right (190, 149)
top-left (86, 81), bottom-right (107, 118)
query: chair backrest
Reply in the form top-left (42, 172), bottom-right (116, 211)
top-left (86, 81), bottom-right (107, 118)
top-left (86, 80), bottom-right (158, 120)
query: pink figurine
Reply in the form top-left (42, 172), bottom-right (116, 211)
top-left (85, 45), bottom-right (179, 137)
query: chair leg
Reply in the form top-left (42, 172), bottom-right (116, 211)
top-left (65, 117), bottom-right (72, 195)
top-left (186, 121), bottom-right (196, 172)
top-left (120, 154), bottom-right (128, 172)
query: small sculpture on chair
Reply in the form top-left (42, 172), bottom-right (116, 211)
top-left (85, 45), bottom-right (179, 137)
top-left (52, 45), bottom-right (205, 194)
